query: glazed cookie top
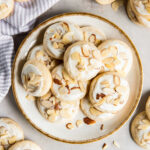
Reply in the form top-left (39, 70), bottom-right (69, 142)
top-left (21, 59), bottom-right (52, 97)
top-left (64, 41), bottom-right (103, 81)
top-left (37, 91), bottom-right (79, 122)
top-left (0, 118), bottom-right (24, 147)
top-left (27, 45), bottom-right (60, 71)
top-left (81, 97), bottom-right (114, 121)
top-left (0, 0), bottom-right (14, 19)
top-left (8, 140), bottom-right (42, 150)
top-left (82, 26), bottom-right (106, 46)
top-left (51, 64), bottom-right (88, 101)
top-left (131, 111), bottom-right (150, 149)
top-left (98, 40), bottom-right (133, 76)
top-left (43, 21), bottom-right (83, 59)
top-left (89, 72), bottom-right (130, 113)
top-left (132, 0), bottom-right (150, 17)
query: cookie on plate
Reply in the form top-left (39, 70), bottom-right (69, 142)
top-left (64, 41), bottom-right (103, 81)
top-left (89, 72), bottom-right (130, 113)
top-left (81, 97), bottom-right (114, 121)
top-left (0, 0), bottom-right (14, 20)
top-left (43, 21), bottom-right (83, 59)
top-left (0, 118), bottom-right (24, 148)
top-left (8, 140), bottom-right (42, 150)
top-left (51, 64), bottom-right (88, 101)
top-left (131, 111), bottom-right (150, 149)
top-left (21, 59), bottom-right (52, 97)
top-left (98, 40), bottom-right (133, 76)
top-left (27, 45), bottom-right (60, 71)
top-left (146, 96), bottom-right (150, 121)
top-left (36, 91), bottom-right (79, 122)
top-left (96, 0), bottom-right (115, 5)
top-left (81, 26), bottom-right (106, 46)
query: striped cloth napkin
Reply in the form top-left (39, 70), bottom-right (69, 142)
top-left (0, 0), bottom-right (60, 102)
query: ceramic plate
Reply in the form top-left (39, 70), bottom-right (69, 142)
top-left (12, 13), bottom-right (143, 144)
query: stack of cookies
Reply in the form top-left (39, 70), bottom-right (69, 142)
top-left (127, 0), bottom-right (150, 28)
top-left (131, 97), bottom-right (150, 149)
top-left (0, 117), bottom-right (41, 150)
top-left (21, 21), bottom-right (133, 125)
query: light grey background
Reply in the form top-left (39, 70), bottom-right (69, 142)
top-left (1, 0), bottom-right (150, 149)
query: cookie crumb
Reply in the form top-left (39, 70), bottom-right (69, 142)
top-left (100, 124), bottom-right (104, 130)
top-left (66, 123), bottom-right (74, 129)
top-left (102, 143), bottom-right (108, 150)
top-left (113, 140), bottom-right (120, 148)
top-left (83, 117), bottom-right (96, 125)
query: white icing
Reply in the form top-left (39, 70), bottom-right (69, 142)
top-left (21, 64), bottom-right (43, 96)
top-left (66, 42), bottom-right (102, 81)
top-left (98, 40), bottom-right (133, 75)
top-left (43, 21), bottom-right (83, 58)
top-left (51, 64), bottom-right (88, 101)
top-left (92, 74), bottom-right (130, 113)
top-left (81, 97), bottom-right (114, 121)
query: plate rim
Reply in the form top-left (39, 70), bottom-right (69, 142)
top-left (11, 12), bottom-right (143, 144)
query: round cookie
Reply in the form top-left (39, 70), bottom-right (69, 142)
top-left (80, 97), bottom-right (114, 121)
top-left (98, 40), bottom-right (133, 76)
top-left (131, 111), bottom-right (150, 149)
top-left (8, 140), bottom-right (42, 150)
top-left (43, 21), bottom-right (83, 59)
top-left (36, 91), bottom-right (79, 122)
top-left (89, 72), bottom-right (130, 113)
top-left (0, 118), bottom-right (24, 148)
top-left (27, 45), bottom-right (60, 71)
top-left (96, 0), bottom-right (115, 5)
top-left (0, 0), bottom-right (14, 20)
top-left (81, 26), bottom-right (106, 46)
top-left (146, 96), bottom-right (150, 120)
top-left (21, 59), bottom-right (52, 97)
top-left (51, 64), bottom-right (88, 101)
top-left (64, 41), bottom-right (103, 81)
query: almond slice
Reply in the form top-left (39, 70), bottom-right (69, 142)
top-left (110, 46), bottom-right (118, 56)
top-left (59, 86), bottom-right (68, 95)
top-left (48, 113), bottom-right (57, 122)
top-left (103, 57), bottom-right (114, 64)
top-left (8, 136), bottom-right (16, 144)
top-left (105, 63), bottom-right (115, 70)
top-left (78, 81), bottom-right (85, 92)
top-left (137, 124), bottom-right (150, 130)
top-left (71, 52), bottom-right (81, 61)
top-left (113, 98), bottom-right (121, 106)
top-left (101, 80), bottom-right (110, 86)
top-left (83, 117), bottom-right (96, 125)
top-left (94, 98), bottom-right (105, 106)
top-left (53, 78), bottom-right (62, 85)
top-left (113, 140), bottom-right (120, 148)
top-left (47, 109), bottom-right (55, 115)
top-left (53, 42), bottom-right (59, 49)
top-left (89, 107), bottom-right (102, 116)
top-left (41, 100), bottom-right (53, 108)
top-left (113, 75), bottom-right (120, 86)
top-left (102, 87), bottom-right (115, 95)
top-left (81, 47), bottom-right (90, 57)
top-left (41, 92), bottom-right (51, 100)
top-left (62, 22), bottom-right (69, 32)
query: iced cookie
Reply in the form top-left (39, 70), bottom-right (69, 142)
top-left (0, 118), bottom-right (24, 148)
top-left (98, 40), bottom-right (133, 76)
top-left (43, 21), bottom-right (83, 59)
top-left (146, 96), bottom-right (150, 121)
top-left (21, 59), bottom-right (52, 97)
top-left (36, 91), bottom-right (79, 122)
top-left (8, 140), bottom-right (42, 150)
top-left (0, 0), bottom-right (14, 20)
top-left (27, 45), bottom-right (60, 71)
top-left (89, 72), bottom-right (130, 113)
top-left (96, 0), bottom-right (115, 5)
top-left (64, 41), bottom-right (103, 81)
top-left (81, 97), bottom-right (114, 121)
top-left (131, 111), bottom-right (150, 149)
top-left (81, 26), bottom-right (106, 46)
top-left (51, 64), bottom-right (88, 101)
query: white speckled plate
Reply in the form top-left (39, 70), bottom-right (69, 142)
top-left (12, 13), bottom-right (143, 144)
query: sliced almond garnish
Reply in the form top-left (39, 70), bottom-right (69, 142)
top-left (81, 46), bottom-right (90, 57)
top-left (96, 93), bottom-right (106, 100)
top-left (113, 75), bottom-right (120, 86)
top-left (113, 98), bottom-right (121, 106)
top-left (41, 100), bottom-right (53, 108)
top-left (47, 109), bottom-right (55, 115)
top-left (102, 143), bottom-right (108, 150)
top-left (8, 136), bottom-right (16, 144)
top-left (83, 117), bottom-right (96, 125)
top-left (66, 123), bottom-right (74, 129)
top-left (71, 52), bottom-right (81, 61)
top-left (102, 87), bottom-right (115, 95)
top-left (105, 63), bottom-right (115, 70)
top-left (53, 78), bottom-right (62, 85)
top-left (113, 140), bottom-right (120, 148)
top-left (76, 120), bottom-right (83, 127)
top-left (115, 85), bottom-right (127, 94)
top-left (88, 34), bottom-right (96, 43)
top-left (62, 22), bottom-right (69, 32)
top-left (110, 46), bottom-right (118, 56)
top-left (103, 57), bottom-right (114, 64)
top-left (59, 86), bottom-right (68, 95)
top-left (53, 42), bottom-right (59, 49)
top-left (92, 50), bottom-right (101, 60)
top-left (41, 92), bottom-right (51, 100)
top-left (137, 124), bottom-right (150, 130)
top-left (78, 81), bottom-right (85, 92)
top-left (101, 49), bottom-right (110, 57)
top-left (94, 98), bottom-right (105, 106)
top-left (89, 107), bottom-right (102, 116)
top-left (101, 80), bottom-right (109, 86)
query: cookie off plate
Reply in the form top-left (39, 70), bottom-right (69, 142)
top-left (12, 13), bottom-right (143, 144)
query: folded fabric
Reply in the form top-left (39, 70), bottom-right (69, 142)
top-left (0, 0), bottom-right (60, 103)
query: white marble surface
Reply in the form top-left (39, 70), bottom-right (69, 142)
top-left (0, 0), bottom-right (150, 149)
